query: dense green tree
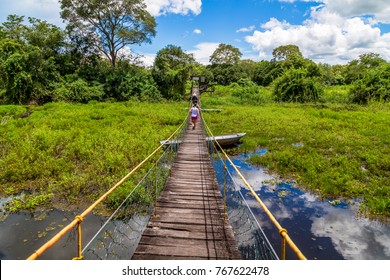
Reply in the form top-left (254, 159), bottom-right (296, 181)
top-left (349, 63), bottom-right (390, 104)
top-left (191, 62), bottom-right (214, 82)
top-left (342, 53), bottom-right (387, 84)
top-left (238, 59), bottom-right (257, 81)
top-left (118, 68), bottom-right (161, 101)
top-left (358, 53), bottom-right (386, 68)
top-left (152, 45), bottom-right (194, 100)
top-left (60, 0), bottom-right (156, 68)
top-left (209, 43), bottom-right (242, 65)
top-left (0, 15), bottom-right (26, 41)
top-left (24, 18), bottom-right (67, 58)
top-left (318, 63), bottom-right (345, 85)
top-left (253, 60), bottom-right (282, 86)
top-left (272, 44), bottom-right (302, 61)
top-left (207, 63), bottom-right (248, 86)
top-left (0, 16), bottom-right (65, 104)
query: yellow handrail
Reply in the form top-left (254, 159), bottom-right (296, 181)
top-left (27, 116), bottom-right (188, 260)
top-left (202, 117), bottom-right (307, 260)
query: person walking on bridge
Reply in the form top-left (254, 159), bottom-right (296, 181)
top-left (191, 93), bottom-right (198, 106)
top-left (189, 103), bottom-right (200, 130)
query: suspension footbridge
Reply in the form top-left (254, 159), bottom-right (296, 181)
top-left (132, 112), bottom-right (240, 259)
top-left (26, 88), bottom-right (306, 261)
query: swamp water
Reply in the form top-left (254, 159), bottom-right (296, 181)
top-left (1, 151), bottom-right (389, 260)
top-left (216, 150), bottom-right (390, 260)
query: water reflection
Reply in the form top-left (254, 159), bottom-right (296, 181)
top-left (2, 149), bottom-right (389, 260)
top-left (0, 207), bottom-right (151, 260)
top-left (0, 209), bottom-right (107, 260)
top-left (220, 151), bottom-right (390, 260)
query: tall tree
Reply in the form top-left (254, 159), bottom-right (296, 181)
top-left (272, 44), bottom-right (302, 61)
top-left (0, 16), bottom-right (65, 104)
top-left (60, 0), bottom-right (156, 68)
top-left (209, 43), bottom-right (242, 65)
top-left (0, 15), bottom-right (26, 41)
top-left (152, 45), bottom-right (194, 100)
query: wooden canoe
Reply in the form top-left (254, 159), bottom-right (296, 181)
top-left (160, 133), bottom-right (246, 148)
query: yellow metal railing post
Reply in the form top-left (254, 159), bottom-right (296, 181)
top-left (280, 228), bottom-right (288, 260)
top-left (72, 216), bottom-right (83, 260)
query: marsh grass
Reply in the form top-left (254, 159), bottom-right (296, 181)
top-left (0, 101), bottom-right (187, 212)
top-left (201, 95), bottom-right (390, 218)
top-left (1, 91), bottom-right (390, 218)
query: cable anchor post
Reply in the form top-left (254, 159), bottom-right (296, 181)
top-left (279, 228), bottom-right (288, 260)
top-left (72, 215), bottom-right (84, 260)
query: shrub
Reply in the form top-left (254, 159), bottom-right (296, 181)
top-left (349, 66), bottom-right (390, 104)
top-left (119, 71), bottom-right (162, 102)
top-left (273, 68), bottom-right (323, 103)
top-left (231, 84), bottom-right (270, 105)
top-left (52, 79), bottom-right (104, 103)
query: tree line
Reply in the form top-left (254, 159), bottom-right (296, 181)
top-left (0, 0), bottom-right (389, 105)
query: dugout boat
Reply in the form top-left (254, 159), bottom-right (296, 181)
top-left (160, 133), bottom-right (246, 148)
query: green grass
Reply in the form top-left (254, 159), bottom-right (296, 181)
top-left (0, 101), bottom-right (187, 212)
top-left (1, 87), bottom-right (390, 219)
top-left (201, 96), bottom-right (390, 218)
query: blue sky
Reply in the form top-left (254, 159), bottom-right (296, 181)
top-left (1, 0), bottom-right (390, 65)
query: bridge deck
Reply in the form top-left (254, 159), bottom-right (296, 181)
top-left (132, 116), bottom-right (241, 260)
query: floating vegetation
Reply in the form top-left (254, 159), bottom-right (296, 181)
top-left (45, 226), bottom-right (56, 232)
top-left (329, 199), bottom-right (341, 206)
top-left (278, 190), bottom-right (289, 198)
top-left (34, 213), bottom-right (48, 221)
top-left (0, 213), bottom-right (8, 222)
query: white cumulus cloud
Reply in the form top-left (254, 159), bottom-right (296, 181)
top-left (245, 5), bottom-right (390, 64)
top-left (236, 25), bottom-right (256, 33)
top-left (187, 42), bottom-right (220, 65)
top-left (193, 28), bottom-right (202, 34)
top-left (279, 0), bottom-right (390, 23)
top-left (144, 0), bottom-right (202, 17)
top-left (0, 0), bottom-right (63, 27)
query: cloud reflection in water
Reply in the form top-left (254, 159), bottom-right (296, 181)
top-left (226, 152), bottom-right (390, 260)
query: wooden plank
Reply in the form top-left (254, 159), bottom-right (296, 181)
top-left (149, 216), bottom-right (227, 226)
top-left (132, 254), bottom-right (215, 260)
top-left (143, 222), bottom-right (229, 232)
top-left (155, 201), bottom-right (224, 210)
top-left (133, 244), bottom-right (238, 259)
top-left (132, 110), bottom-right (240, 260)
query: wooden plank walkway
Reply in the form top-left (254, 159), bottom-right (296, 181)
top-left (132, 108), bottom-right (241, 260)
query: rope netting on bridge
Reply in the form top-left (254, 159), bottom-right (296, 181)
top-left (81, 121), bottom-right (189, 260)
top-left (27, 115), bottom-right (188, 260)
top-left (202, 119), bottom-right (278, 260)
top-left (81, 148), bottom-right (174, 260)
top-left (202, 116), bottom-right (306, 260)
